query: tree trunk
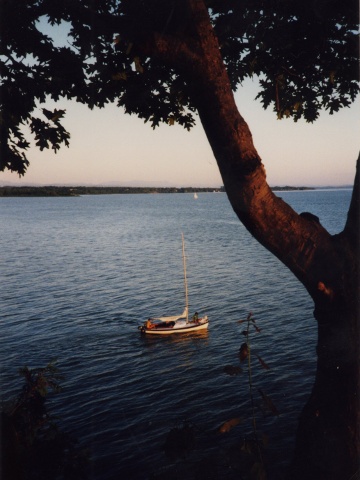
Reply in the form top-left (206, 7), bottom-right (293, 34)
top-left (151, 1), bottom-right (360, 477)
top-left (290, 308), bottom-right (360, 480)
top-left (289, 160), bottom-right (360, 480)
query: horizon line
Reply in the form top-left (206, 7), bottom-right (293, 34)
top-left (0, 183), bottom-right (353, 189)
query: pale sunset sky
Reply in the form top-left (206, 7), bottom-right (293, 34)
top-left (2, 77), bottom-right (359, 188)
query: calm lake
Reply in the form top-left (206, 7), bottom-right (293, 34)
top-left (0, 189), bottom-right (352, 479)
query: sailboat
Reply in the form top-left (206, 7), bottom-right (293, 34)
top-left (194, 192), bottom-right (198, 199)
top-left (138, 234), bottom-right (209, 335)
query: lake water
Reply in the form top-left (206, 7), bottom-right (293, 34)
top-left (0, 189), bottom-right (352, 479)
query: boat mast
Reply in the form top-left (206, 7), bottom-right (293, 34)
top-left (182, 233), bottom-right (189, 322)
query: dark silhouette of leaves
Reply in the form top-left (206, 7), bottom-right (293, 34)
top-left (255, 354), bottom-right (270, 370)
top-left (223, 365), bottom-right (243, 376)
top-left (1, 0), bottom-right (358, 174)
top-left (1, 362), bottom-right (89, 479)
top-left (163, 421), bottom-right (196, 460)
top-left (258, 388), bottom-right (279, 416)
top-left (239, 343), bottom-right (249, 362)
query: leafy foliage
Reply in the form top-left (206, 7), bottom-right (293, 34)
top-left (218, 416), bottom-right (242, 433)
top-left (1, 0), bottom-right (358, 174)
top-left (163, 420), bottom-right (196, 461)
top-left (221, 312), bottom-right (280, 478)
top-left (223, 364), bottom-right (243, 376)
top-left (1, 361), bottom-right (88, 480)
top-left (212, 0), bottom-right (359, 121)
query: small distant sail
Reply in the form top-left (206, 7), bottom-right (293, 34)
top-left (194, 192), bottom-right (198, 199)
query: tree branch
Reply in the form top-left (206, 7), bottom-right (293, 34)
top-left (151, 32), bottom-right (201, 69)
top-left (173, 0), bottom-right (338, 297)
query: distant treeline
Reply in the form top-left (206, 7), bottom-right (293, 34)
top-left (0, 186), bottom-right (224, 196)
top-left (272, 186), bottom-right (314, 191)
top-left (0, 185), bottom-right (313, 197)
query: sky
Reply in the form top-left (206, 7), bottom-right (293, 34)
top-left (1, 75), bottom-right (359, 188)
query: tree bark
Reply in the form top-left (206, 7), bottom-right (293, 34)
top-left (150, 1), bottom-right (360, 477)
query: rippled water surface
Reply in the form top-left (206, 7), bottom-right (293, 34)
top-left (0, 189), bottom-right (352, 479)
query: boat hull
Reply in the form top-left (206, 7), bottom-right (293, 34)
top-left (139, 317), bottom-right (209, 335)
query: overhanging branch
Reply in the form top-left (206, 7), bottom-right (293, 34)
top-left (167, 0), bottom-right (341, 296)
top-left (152, 32), bottom-right (201, 68)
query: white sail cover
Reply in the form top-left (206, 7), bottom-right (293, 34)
top-left (152, 307), bottom-right (188, 322)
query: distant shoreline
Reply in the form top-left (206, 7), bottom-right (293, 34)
top-left (0, 185), bottom-right (320, 197)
